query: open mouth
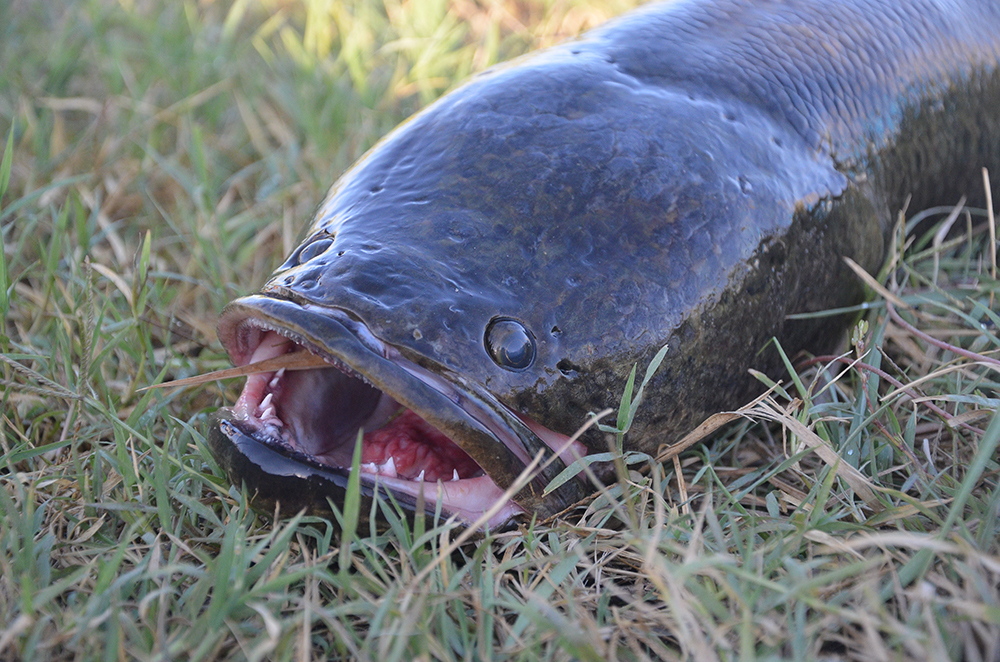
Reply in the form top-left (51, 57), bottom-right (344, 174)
top-left (210, 295), bottom-right (590, 529)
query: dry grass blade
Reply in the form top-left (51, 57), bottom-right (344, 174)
top-left (744, 396), bottom-right (883, 510)
top-left (931, 197), bottom-right (966, 284)
top-left (655, 386), bottom-right (783, 463)
top-left (843, 256), bottom-right (912, 309)
top-left (655, 411), bottom-right (742, 463)
top-left (984, 167), bottom-right (996, 307)
top-left (137, 350), bottom-right (329, 391)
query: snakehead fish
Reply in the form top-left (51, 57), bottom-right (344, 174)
top-left (208, 0), bottom-right (1000, 528)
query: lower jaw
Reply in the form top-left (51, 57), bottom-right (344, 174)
top-left (208, 411), bottom-right (527, 529)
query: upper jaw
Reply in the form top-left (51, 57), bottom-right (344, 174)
top-left (212, 294), bottom-right (590, 526)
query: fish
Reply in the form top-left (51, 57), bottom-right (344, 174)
top-left (208, 0), bottom-right (1000, 529)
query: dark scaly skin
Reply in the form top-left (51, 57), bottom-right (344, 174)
top-left (211, 0), bottom-right (1000, 523)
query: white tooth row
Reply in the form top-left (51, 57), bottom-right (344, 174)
top-left (358, 462), bottom-right (462, 482)
top-left (257, 392), bottom-right (281, 426)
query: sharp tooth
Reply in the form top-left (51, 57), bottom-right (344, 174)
top-left (269, 368), bottom-right (286, 389)
top-left (379, 456), bottom-right (397, 478)
top-left (451, 469), bottom-right (460, 482)
top-left (415, 469), bottom-right (425, 483)
top-left (361, 462), bottom-right (378, 473)
top-left (259, 393), bottom-right (274, 413)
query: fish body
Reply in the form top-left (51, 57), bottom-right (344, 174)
top-left (210, 0), bottom-right (1000, 527)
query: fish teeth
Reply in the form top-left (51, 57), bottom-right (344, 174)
top-left (451, 469), bottom-right (460, 482)
top-left (268, 368), bottom-right (285, 389)
top-left (379, 456), bottom-right (398, 478)
top-left (258, 392), bottom-right (280, 423)
top-left (259, 392), bottom-right (273, 412)
top-left (359, 458), bottom-right (399, 478)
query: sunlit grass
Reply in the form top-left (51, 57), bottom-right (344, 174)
top-left (2, 0), bottom-right (999, 660)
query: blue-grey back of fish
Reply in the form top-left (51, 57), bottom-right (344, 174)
top-left (208, 0), bottom-right (1000, 528)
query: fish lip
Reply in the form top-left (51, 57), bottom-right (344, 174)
top-left (208, 414), bottom-right (526, 527)
top-left (213, 293), bottom-right (588, 525)
top-left (208, 413), bottom-right (416, 515)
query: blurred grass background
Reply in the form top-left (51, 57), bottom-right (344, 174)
top-left (1, 0), bottom-right (999, 660)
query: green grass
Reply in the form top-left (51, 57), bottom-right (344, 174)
top-left (2, 0), bottom-right (999, 660)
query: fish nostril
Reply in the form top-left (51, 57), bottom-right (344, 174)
top-left (276, 234), bottom-right (334, 271)
top-left (285, 266), bottom-right (322, 290)
top-left (485, 317), bottom-right (535, 371)
top-left (298, 237), bottom-right (333, 263)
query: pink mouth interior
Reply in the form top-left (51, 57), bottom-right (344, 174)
top-left (360, 410), bottom-right (484, 481)
top-left (233, 330), bottom-right (484, 480)
top-left (230, 328), bottom-right (532, 526)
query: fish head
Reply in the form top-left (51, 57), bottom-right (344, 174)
top-left (211, 237), bottom-right (607, 529)
top-left (208, 40), bottom-right (818, 528)
top-left (210, 172), bottom-right (633, 528)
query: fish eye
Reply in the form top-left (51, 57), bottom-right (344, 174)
top-left (485, 318), bottom-right (535, 370)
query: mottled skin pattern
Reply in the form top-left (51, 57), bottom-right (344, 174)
top-left (214, 0), bottom-right (1000, 519)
